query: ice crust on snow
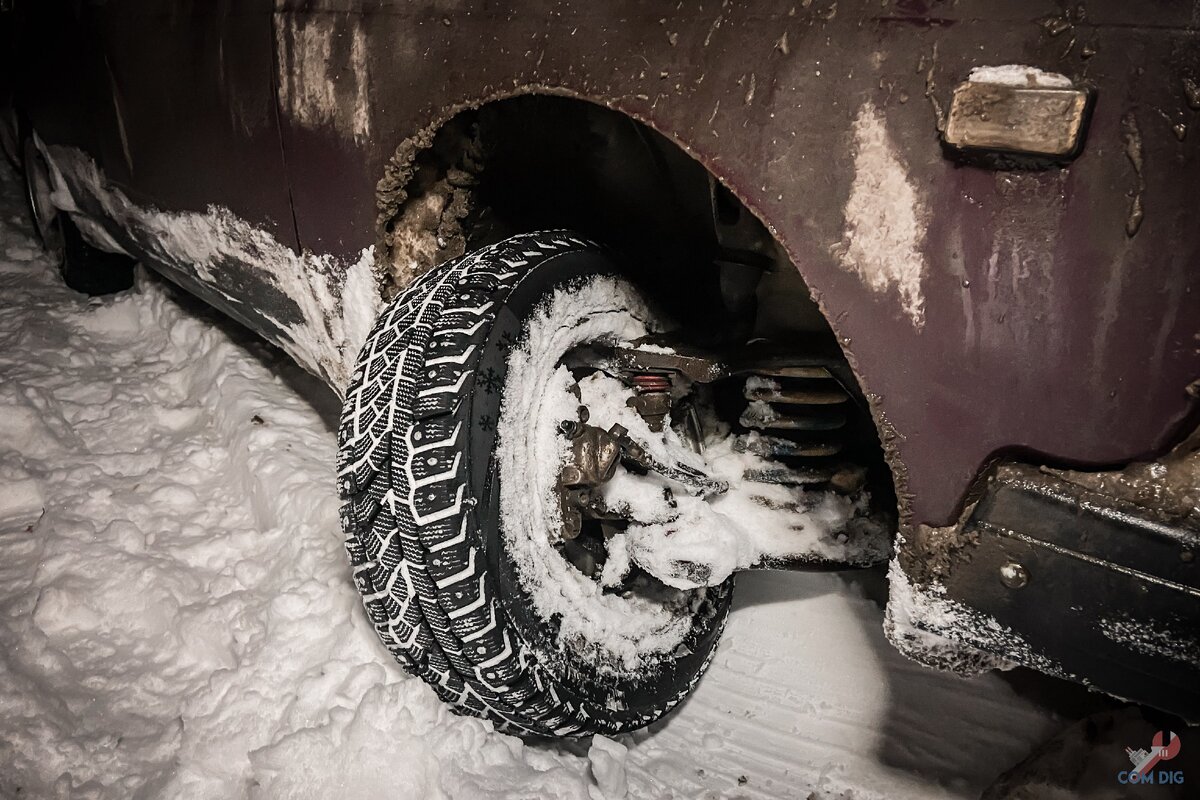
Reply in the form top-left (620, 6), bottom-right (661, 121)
top-left (0, 468), bottom-right (44, 529)
top-left (0, 164), bottom-right (594, 799)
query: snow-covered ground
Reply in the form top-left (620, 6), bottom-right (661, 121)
top-left (0, 160), bottom-right (1090, 799)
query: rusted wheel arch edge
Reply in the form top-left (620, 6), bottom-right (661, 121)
top-left (372, 84), bottom-right (914, 533)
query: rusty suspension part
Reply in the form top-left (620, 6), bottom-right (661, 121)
top-left (738, 367), bottom-right (848, 459)
top-left (628, 373), bottom-right (672, 432)
top-left (580, 339), bottom-right (868, 493)
top-left (556, 416), bottom-right (623, 540)
top-left (631, 374), bottom-right (671, 392)
top-left (556, 416), bottom-right (728, 540)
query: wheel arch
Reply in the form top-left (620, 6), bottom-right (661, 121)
top-left (369, 88), bottom-right (912, 529)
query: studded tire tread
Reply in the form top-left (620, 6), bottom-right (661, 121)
top-left (337, 231), bottom-right (725, 736)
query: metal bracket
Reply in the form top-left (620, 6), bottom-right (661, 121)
top-left (925, 462), bottom-right (1200, 722)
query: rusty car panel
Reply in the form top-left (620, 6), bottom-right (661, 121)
top-left (7, 0), bottom-right (1200, 714)
top-left (268, 0), bottom-right (1200, 530)
top-left (12, 0), bottom-right (1198, 526)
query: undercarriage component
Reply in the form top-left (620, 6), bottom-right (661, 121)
top-left (555, 335), bottom-right (890, 580)
top-left (556, 418), bottom-right (728, 540)
top-left (741, 462), bottom-right (866, 494)
top-left (893, 450), bottom-right (1200, 723)
top-left (606, 341), bottom-right (842, 446)
top-left (557, 417), bottom-right (624, 540)
top-left (606, 339), bottom-right (866, 490)
top-left (22, 137), bottom-right (136, 296)
top-left (628, 373), bottom-right (672, 431)
top-left (618, 434), bottom-right (728, 498)
top-left (735, 434), bottom-right (840, 460)
top-left (709, 176), bottom-right (773, 342)
top-left (608, 340), bottom-right (726, 383)
top-left (738, 369), bottom-right (849, 463)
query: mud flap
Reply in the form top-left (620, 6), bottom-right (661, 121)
top-left (890, 462), bottom-right (1200, 723)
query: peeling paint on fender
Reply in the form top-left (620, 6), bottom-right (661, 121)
top-left (274, 15), bottom-right (372, 142)
top-left (834, 102), bottom-right (928, 328)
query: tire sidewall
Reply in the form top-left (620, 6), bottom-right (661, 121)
top-left (21, 136), bottom-right (64, 265)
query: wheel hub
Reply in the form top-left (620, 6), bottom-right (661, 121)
top-left (551, 337), bottom-right (890, 590)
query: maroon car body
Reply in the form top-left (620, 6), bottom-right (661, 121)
top-left (5, 0), bottom-right (1199, 719)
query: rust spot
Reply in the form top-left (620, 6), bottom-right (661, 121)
top-left (375, 118), bottom-right (482, 297)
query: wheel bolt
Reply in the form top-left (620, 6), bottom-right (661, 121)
top-left (999, 561), bottom-right (1029, 589)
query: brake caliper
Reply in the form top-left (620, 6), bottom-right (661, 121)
top-left (556, 416), bottom-right (726, 541)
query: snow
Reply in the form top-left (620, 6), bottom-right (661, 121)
top-left (588, 736), bottom-right (629, 800)
top-left (0, 163), bottom-right (588, 799)
top-left (0, 158), bottom-right (1088, 798)
top-left (495, 278), bottom-right (884, 672)
top-left (42, 143), bottom-right (382, 392)
top-left (968, 65), bottom-right (1073, 88)
top-left (0, 468), bottom-right (43, 529)
top-left (502, 289), bottom-right (884, 597)
top-left (835, 101), bottom-right (927, 328)
top-left (72, 213), bottom-right (130, 255)
top-left (1099, 616), bottom-right (1200, 665)
top-left (884, 549), bottom-right (1074, 681)
top-left (884, 551), bottom-right (1014, 677)
top-left (613, 422), bottom-right (886, 591)
top-left (496, 276), bottom-right (704, 675)
top-left (629, 343), bottom-right (676, 355)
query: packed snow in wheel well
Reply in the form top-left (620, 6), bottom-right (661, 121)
top-left (498, 275), bottom-right (888, 678)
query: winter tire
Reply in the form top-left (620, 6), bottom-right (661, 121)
top-left (22, 135), bottom-right (134, 296)
top-left (0, 106), bottom-right (19, 173)
top-left (337, 231), bottom-right (731, 736)
top-left (22, 135), bottom-right (63, 262)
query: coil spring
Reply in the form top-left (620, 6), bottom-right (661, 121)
top-left (738, 366), bottom-right (848, 462)
top-left (629, 373), bottom-right (672, 432)
top-left (632, 374), bottom-right (672, 393)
